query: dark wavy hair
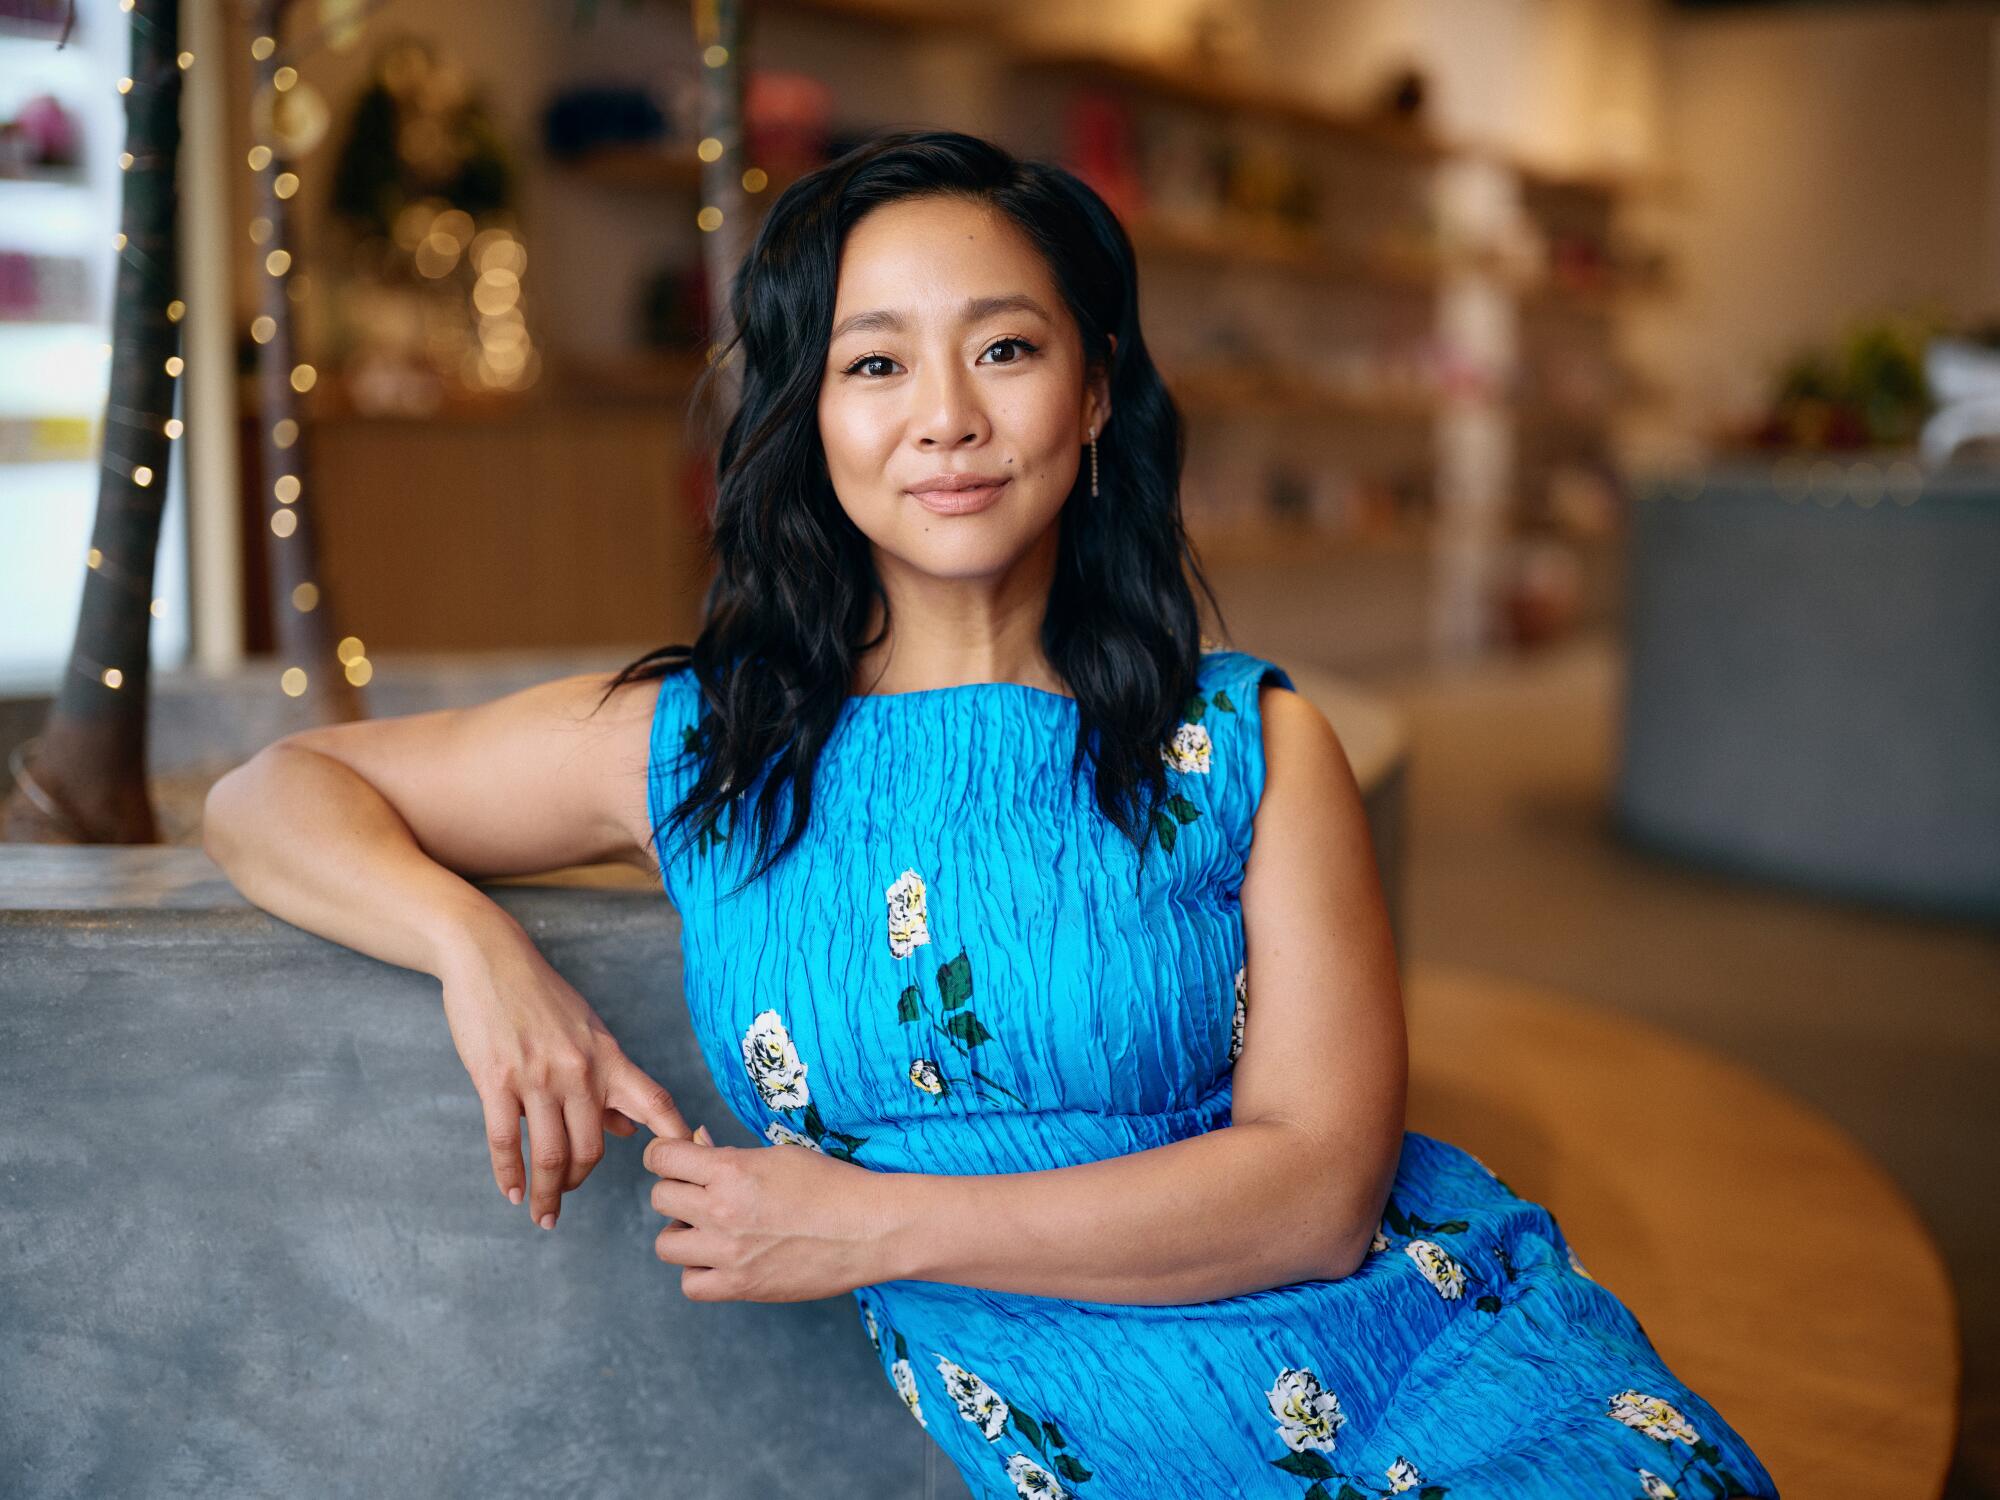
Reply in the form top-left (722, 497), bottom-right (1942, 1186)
top-left (600, 127), bottom-right (1227, 895)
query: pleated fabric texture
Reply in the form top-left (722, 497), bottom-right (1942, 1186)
top-left (647, 649), bottom-right (1780, 1500)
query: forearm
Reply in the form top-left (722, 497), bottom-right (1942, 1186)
top-left (873, 1120), bottom-right (1367, 1306)
top-left (203, 744), bottom-right (518, 979)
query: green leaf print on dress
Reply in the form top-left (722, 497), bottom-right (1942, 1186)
top-left (678, 724), bottom-right (734, 854)
top-left (1263, 1367), bottom-right (1450, 1500)
top-left (935, 1350), bottom-right (1096, 1498)
top-left (738, 1008), bottom-right (871, 1162)
top-left (886, 868), bottom-right (1028, 1108)
top-left (1147, 687), bottom-right (1234, 854)
top-left (1605, 1391), bottom-right (1755, 1500)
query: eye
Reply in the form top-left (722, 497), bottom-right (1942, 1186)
top-left (980, 336), bottom-right (1039, 365)
top-left (841, 353), bottom-right (900, 379)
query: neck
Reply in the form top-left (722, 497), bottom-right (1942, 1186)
top-left (854, 528), bottom-right (1064, 696)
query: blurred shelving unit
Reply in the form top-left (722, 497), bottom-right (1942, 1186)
top-left (287, 0), bottom-right (1668, 662)
top-left (0, 2), bottom-right (190, 692)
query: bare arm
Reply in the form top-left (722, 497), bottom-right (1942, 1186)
top-left (203, 670), bottom-right (695, 1229)
top-left (868, 681), bottom-right (1407, 1304)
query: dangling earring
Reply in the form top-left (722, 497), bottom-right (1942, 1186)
top-left (1088, 430), bottom-right (1100, 498)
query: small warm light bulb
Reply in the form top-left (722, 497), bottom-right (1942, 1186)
top-left (697, 206), bottom-right (723, 231)
top-left (117, 77), bottom-right (133, 94)
top-left (275, 474), bottom-right (301, 504)
top-left (165, 355), bottom-right (184, 376)
top-left (119, 151), bottom-right (134, 170)
top-left (271, 509), bottom-right (298, 537)
top-left (290, 363), bottom-right (317, 393)
top-left (274, 172), bottom-right (299, 199)
top-left (133, 465), bottom-right (154, 486)
top-left (273, 418), bottom-right (299, 449)
top-left (335, 636), bottom-right (366, 664)
top-left (248, 144), bottom-right (272, 171)
top-left (150, 598), bottom-right (166, 618)
top-left (252, 36), bottom-right (275, 61)
top-left (113, 232), bottom-right (127, 251)
top-left (703, 44), bottom-right (728, 67)
top-left (291, 581), bottom-right (319, 612)
top-left (164, 418), bottom-right (183, 438)
top-left (265, 249), bottom-right (292, 276)
top-left (273, 65), bottom-right (297, 91)
top-left (165, 299), bottom-right (185, 322)
top-left (87, 547), bottom-right (103, 568)
top-left (178, 51), bottom-right (194, 70)
top-left (281, 666), bottom-right (307, 696)
top-left (249, 217), bottom-right (272, 244)
top-left (742, 167), bottom-right (768, 193)
top-left (102, 667), bottom-right (124, 689)
top-left (119, 0), bottom-right (133, 10)
top-left (345, 656), bottom-right (374, 687)
top-left (251, 315), bottom-right (276, 343)
top-left (697, 137), bottom-right (723, 162)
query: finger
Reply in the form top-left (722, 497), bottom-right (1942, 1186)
top-left (602, 1108), bottom-right (638, 1138)
top-left (561, 1089), bottom-right (604, 1192)
top-left (480, 1085), bottom-right (526, 1206)
top-left (524, 1093), bottom-right (570, 1229)
top-left (695, 1124), bottom-right (713, 1145)
top-left (606, 1056), bottom-right (693, 1142)
top-left (649, 1176), bottom-right (705, 1223)
top-left (642, 1134), bottom-right (722, 1183)
top-left (655, 1222), bottom-right (718, 1267)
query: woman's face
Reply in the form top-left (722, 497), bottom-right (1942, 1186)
top-left (817, 194), bottom-right (1111, 583)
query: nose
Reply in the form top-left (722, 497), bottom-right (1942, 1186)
top-left (911, 351), bottom-right (990, 450)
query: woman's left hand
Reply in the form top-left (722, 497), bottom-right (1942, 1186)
top-left (645, 1125), bottom-right (897, 1303)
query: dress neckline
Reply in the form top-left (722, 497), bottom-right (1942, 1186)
top-left (842, 680), bottom-right (1078, 709)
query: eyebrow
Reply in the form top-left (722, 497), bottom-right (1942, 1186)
top-left (828, 293), bottom-right (1053, 344)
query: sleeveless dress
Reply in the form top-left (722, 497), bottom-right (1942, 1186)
top-left (646, 648), bottom-right (1780, 1500)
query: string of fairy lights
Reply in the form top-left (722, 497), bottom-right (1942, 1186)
top-left (79, 4), bottom-right (372, 705)
top-left (77, 8), bottom-right (757, 706)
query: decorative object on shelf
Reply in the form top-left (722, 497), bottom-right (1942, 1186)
top-left (0, 0), bottom-right (71, 42)
top-left (326, 32), bottom-right (536, 408)
top-left (541, 84), bottom-right (668, 160)
top-left (1744, 312), bottom-right (1939, 452)
top-left (3, 0), bottom-right (181, 847)
top-left (0, 248), bottom-right (90, 320)
top-left (0, 91), bottom-right (81, 177)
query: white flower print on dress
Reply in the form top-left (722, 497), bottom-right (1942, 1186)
top-left (1639, 1469), bottom-right (1678, 1499)
top-left (1228, 963), bottom-right (1247, 1064)
top-left (886, 867), bottom-right (931, 959)
top-left (764, 1120), bottom-right (821, 1151)
top-left (1003, 1452), bottom-right (1071, 1499)
top-left (863, 1304), bottom-right (880, 1353)
top-left (1404, 1238), bottom-right (1469, 1299)
top-left (1606, 1390), bottom-right (1701, 1446)
top-left (891, 1357), bottom-right (926, 1428)
top-left (936, 1355), bottom-right (1011, 1440)
top-left (1161, 721), bottom-right (1213, 774)
top-left (740, 1009), bottom-right (810, 1110)
top-left (1370, 1225), bottom-right (1390, 1254)
top-left (909, 1057), bottom-right (945, 1095)
top-left (1266, 1366), bottom-right (1346, 1453)
top-left (1384, 1456), bottom-right (1425, 1492)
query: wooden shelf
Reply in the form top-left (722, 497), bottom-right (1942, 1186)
top-left (1169, 366), bottom-right (1438, 424)
top-left (1126, 214), bottom-right (1439, 293)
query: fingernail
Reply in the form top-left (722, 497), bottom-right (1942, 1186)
top-left (540, 1213), bottom-right (556, 1231)
top-left (508, 1187), bottom-right (523, 1206)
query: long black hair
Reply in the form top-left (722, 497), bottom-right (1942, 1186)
top-left (600, 127), bottom-right (1227, 894)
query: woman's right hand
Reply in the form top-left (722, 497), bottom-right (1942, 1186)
top-left (438, 931), bottom-right (694, 1230)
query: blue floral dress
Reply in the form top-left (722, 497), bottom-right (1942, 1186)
top-left (646, 649), bottom-right (1780, 1500)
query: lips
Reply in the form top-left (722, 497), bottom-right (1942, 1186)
top-left (906, 476), bottom-right (1011, 515)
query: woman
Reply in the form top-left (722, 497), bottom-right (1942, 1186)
top-left (206, 130), bottom-right (1778, 1499)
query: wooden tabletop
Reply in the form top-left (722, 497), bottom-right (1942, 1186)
top-left (1405, 961), bottom-right (1960, 1500)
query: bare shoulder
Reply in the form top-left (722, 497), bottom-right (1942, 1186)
top-left (274, 667), bottom-right (668, 879)
top-left (1242, 676), bottom-right (1385, 929)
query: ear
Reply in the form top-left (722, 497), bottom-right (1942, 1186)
top-left (1087, 333), bottom-right (1117, 438)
